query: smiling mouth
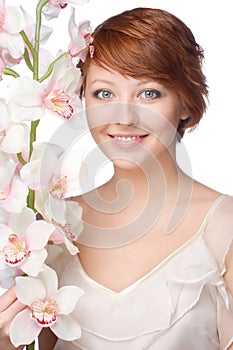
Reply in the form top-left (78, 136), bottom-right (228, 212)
top-left (108, 134), bottom-right (148, 143)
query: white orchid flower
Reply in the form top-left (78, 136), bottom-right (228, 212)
top-left (10, 266), bottom-right (84, 346)
top-left (0, 218), bottom-right (55, 277)
top-left (20, 142), bottom-right (84, 254)
top-left (37, 196), bottom-right (83, 255)
top-left (42, 0), bottom-right (89, 20)
top-left (0, 0), bottom-right (26, 61)
top-left (0, 206), bottom-right (36, 288)
top-left (20, 142), bottom-right (67, 223)
top-left (68, 8), bottom-right (93, 61)
top-left (8, 56), bottom-right (83, 122)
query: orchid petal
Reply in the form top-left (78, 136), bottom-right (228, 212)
top-left (46, 55), bottom-right (70, 90)
top-left (0, 263), bottom-right (22, 289)
top-left (21, 250), bottom-right (47, 276)
top-left (47, 195), bottom-right (66, 225)
top-left (50, 313), bottom-right (81, 340)
top-left (0, 32), bottom-right (24, 58)
top-left (57, 67), bottom-right (82, 94)
top-left (63, 236), bottom-right (79, 255)
top-left (26, 220), bottom-right (55, 250)
top-left (10, 309), bottom-right (41, 347)
top-left (4, 6), bottom-right (27, 33)
top-left (0, 159), bottom-right (16, 189)
top-left (38, 266), bottom-right (58, 295)
top-left (20, 160), bottom-right (41, 190)
top-left (1, 123), bottom-right (28, 153)
top-left (9, 76), bottom-right (44, 106)
top-left (15, 275), bottom-right (46, 304)
top-left (42, 3), bottom-right (61, 20)
top-left (7, 207), bottom-right (36, 236)
top-left (0, 99), bottom-right (8, 131)
top-left (8, 101), bottom-right (45, 122)
top-left (0, 224), bottom-right (13, 247)
top-left (55, 286), bottom-right (84, 314)
top-left (2, 178), bottom-right (28, 213)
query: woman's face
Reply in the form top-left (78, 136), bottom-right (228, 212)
top-left (84, 64), bottom-right (188, 169)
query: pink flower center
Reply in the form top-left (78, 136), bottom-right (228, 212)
top-left (59, 3), bottom-right (67, 9)
top-left (30, 299), bottom-right (59, 327)
top-left (48, 89), bottom-right (74, 119)
top-left (63, 223), bottom-right (76, 240)
top-left (49, 176), bottom-right (68, 199)
top-left (3, 234), bottom-right (30, 266)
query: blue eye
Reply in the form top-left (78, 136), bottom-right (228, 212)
top-left (140, 89), bottom-right (161, 100)
top-left (93, 90), bottom-right (113, 99)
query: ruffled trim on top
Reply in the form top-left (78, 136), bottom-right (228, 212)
top-left (50, 195), bottom-right (233, 348)
top-left (55, 235), bottom-right (232, 345)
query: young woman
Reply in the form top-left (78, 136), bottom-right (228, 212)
top-left (1, 7), bottom-right (233, 350)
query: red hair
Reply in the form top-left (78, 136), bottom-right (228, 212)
top-left (81, 8), bottom-right (208, 137)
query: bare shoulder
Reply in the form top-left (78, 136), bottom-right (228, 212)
top-left (192, 181), bottom-right (233, 295)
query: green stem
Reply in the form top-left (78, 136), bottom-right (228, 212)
top-left (34, 0), bottom-right (49, 80)
top-left (26, 0), bottom-right (48, 211)
top-left (17, 152), bottom-right (27, 166)
top-left (27, 119), bottom-right (40, 211)
top-left (20, 30), bottom-right (36, 60)
top-left (3, 67), bottom-right (20, 78)
top-left (24, 48), bottom-right (34, 72)
top-left (26, 341), bottom-right (35, 350)
top-left (38, 52), bottom-right (69, 83)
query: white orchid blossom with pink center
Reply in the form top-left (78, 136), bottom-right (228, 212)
top-left (0, 206), bottom-right (36, 288)
top-left (21, 142), bottom-right (70, 224)
top-left (10, 266), bottom-right (84, 346)
top-left (68, 8), bottom-right (93, 61)
top-left (0, 99), bottom-right (29, 154)
top-left (8, 55), bottom-right (83, 122)
top-left (20, 142), bottom-right (84, 254)
top-left (0, 0), bottom-right (26, 62)
top-left (0, 217), bottom-right (55, 277)
top-left (0, 153), bottom-right (28, 213)
top-left (42, 0), bottom-right (89, 20)
top-left (37, 196), bottom-right (83, 255)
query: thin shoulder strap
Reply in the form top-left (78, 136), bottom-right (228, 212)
top-left (200, 194), bottom-right (228, 233)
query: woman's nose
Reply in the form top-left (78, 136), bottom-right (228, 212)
top-left (114, 102), bottom-right (139, 125)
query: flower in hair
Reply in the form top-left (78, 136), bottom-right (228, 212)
top-left (68, 7), bottom-right (94, 62)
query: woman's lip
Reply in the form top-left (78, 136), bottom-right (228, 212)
top-left (108, 134), bottom-right (148, 146)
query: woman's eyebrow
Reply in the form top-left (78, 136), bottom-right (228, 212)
top-left (89, 79), bottom-right (115, 86)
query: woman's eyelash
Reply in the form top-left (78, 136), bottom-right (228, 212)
top-left (139, 89), bottom-right (161, 99)
top-left (91, 89), bottom-right (113, 99)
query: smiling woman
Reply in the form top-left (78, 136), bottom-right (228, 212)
top-left (0, 2), bottom-right (233, 350)
top-left (41, 6), bottom-right (233, 350)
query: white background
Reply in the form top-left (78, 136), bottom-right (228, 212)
top-left (2, 0), bottom-right (233, 195)
top-left (3, 0), bottom-right (233, 195)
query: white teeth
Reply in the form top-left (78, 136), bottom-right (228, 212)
top-left (115, 136), bottom-right (137, 142)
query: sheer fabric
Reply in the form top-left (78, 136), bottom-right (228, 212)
top-left (52, 194), bottom-right (233, 350)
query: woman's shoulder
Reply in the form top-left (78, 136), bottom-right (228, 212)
top-left (193, 181), bottom-right (233, 273)
top-left (192, 179), bottom-right (233, 214)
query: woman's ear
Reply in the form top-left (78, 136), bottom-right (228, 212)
top-left (179, 98), bottom-right (190, 121)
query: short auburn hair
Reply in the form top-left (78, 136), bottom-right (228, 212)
top-left (80, 7), bottom-right (208, 138)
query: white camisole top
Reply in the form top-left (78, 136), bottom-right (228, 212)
top-left (52, 194), bottom-right (233, 350)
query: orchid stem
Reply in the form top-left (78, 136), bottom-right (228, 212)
top-left (17, 152), bottom-right (27, 166)
top-left (38, 52), bottom-right (69, 82)
top-left (26, 341), bottom-right (35, 350)
top-left (26, 0), bottom-right (48, 212)
top-left (34, 0), bottom-right (48, 81)
top-left (20, 30), bottom-right (36, 60)
top-left (3, 67), bottom-right (20, 78)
